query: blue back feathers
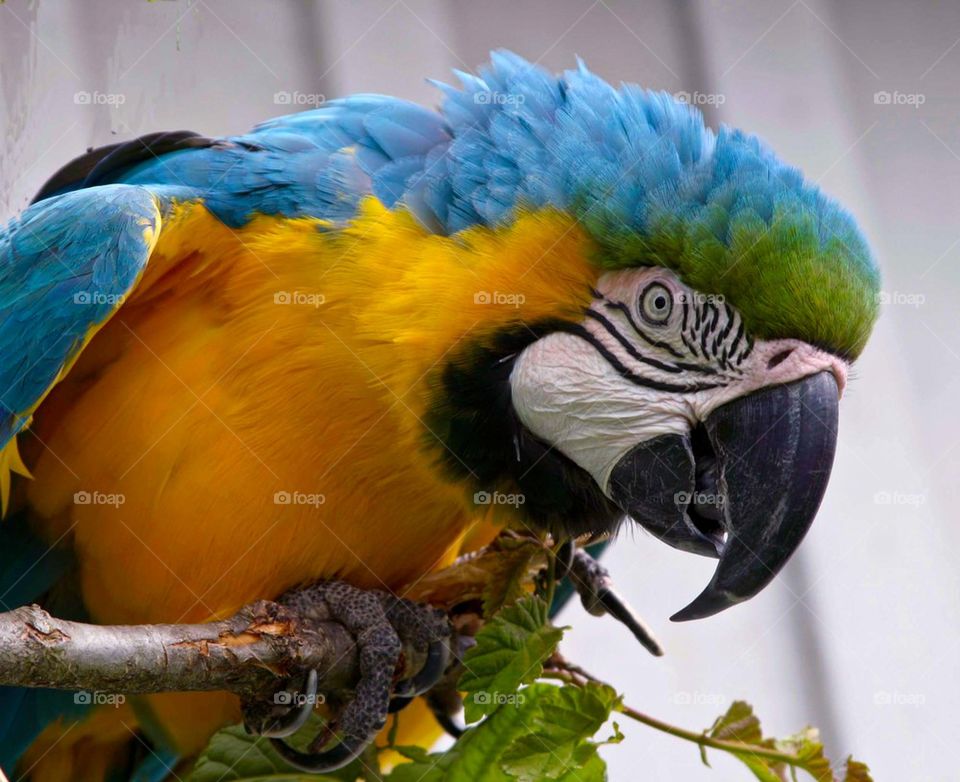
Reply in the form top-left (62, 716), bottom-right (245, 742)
top-left (35, 51), bottom-right (875, 297)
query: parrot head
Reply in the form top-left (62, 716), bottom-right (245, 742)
top-left (366, 52), bottom-right (880, 620)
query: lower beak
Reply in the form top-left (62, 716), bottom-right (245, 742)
top-left (608, 371), bottom-right (840, 621)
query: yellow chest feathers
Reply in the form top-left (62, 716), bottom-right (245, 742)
top-left (21, 201), bottom-right (599, 623)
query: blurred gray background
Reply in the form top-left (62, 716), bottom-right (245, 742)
top-left (1, 1), bottom-right (956, 779)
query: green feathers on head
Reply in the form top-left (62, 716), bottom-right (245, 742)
top-left (577, 125), bottom-right (880, 360)
top-left (592, 192), bottom-right (880, 360)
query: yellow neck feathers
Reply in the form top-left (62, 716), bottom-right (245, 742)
top-left (320, 200), bottom-right (601, 414)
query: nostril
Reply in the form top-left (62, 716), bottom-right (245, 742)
top-left (767, 349), bottom-right (793, 370)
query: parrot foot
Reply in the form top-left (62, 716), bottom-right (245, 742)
top-left (564, 545), bottom-right (665, 657)
top-left (264, 581), bottom-right (451, 773)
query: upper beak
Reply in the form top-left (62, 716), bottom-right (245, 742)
top-left (608, 371), bottom-right (840, 621)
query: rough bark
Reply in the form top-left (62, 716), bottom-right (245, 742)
top-left (0, 597), bottom-right (402, 703)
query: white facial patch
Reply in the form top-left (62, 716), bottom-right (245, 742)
top-left (510, 331), bottom-right (696, 491)
top-left (508, 268), bottom-right (849, 498)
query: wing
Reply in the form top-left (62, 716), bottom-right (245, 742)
top-left (0, 184), bottom-right (161, 509)
top-left (1, 97), bottom-right (451, 509)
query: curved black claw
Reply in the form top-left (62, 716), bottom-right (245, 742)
top-left (409, 638), bottom-right (451, 695)
top-left (386, 639), bottom-right (450, 714)
top-left (569, 547), bottom-right (664, 657)
top-left (271, 735), bottom-right (364, 773)
top-left (555, 539), bottom-right (575, 580)
top-left (427, 690), bottom-right (465, 739)
top-left (260, 669), bottom-right (319, 738)
top-left (388, 694), bottom-right (415, 714)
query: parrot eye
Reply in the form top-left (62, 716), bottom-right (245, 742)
top-left (639, 282), bottom-right (673, 326)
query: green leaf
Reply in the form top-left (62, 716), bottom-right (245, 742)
top-left (602, 721), bottom-right (625, 747)
top-left (384, 684), bottom-right (607, 782)
top-left (385, 757), bottom-right (446, 782)
top-left (481, 538), bottom-right (541, 616)
top-left (499, 683), bottom-right (619, 781)
top-left (705, 700), bottom-right (781, 782)
top-left (773, 728), bottom-right (832, 782)
top-left (187, 720), bottom-right (362, 782)
top-left (553, 752), bottom-right (607, 782)
top-left (385, 687), bottom-right (533, 782)
top-left (459, 596), bottom-right (564, 723)
top-left (391, 745), bottom-right (433, 763)
top-left (708, 700), bottom-right (764, 745)
top-left (703, 702), bottom-right (874, 782)
top-left (842, 757), bottom-right (873, 782)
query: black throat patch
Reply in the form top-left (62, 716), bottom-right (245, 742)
top-left (424, 319), bottom-right (623, 539)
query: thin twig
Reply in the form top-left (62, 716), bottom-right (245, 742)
top-left (541, 669), bottom-right (810, 769)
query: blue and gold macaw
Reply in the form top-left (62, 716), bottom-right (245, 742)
top-left (0, 51), bottom-right (879, 780)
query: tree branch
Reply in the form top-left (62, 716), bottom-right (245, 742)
top-left (0, 594), bottom-right (434, 706)
top-left (0, 539), bottom-right (529, 733)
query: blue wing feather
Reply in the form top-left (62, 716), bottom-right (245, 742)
top-left (0, 185), bottom-right (160, 448)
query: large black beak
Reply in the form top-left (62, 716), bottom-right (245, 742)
top-left (608, 371), bottom-right (839, 622)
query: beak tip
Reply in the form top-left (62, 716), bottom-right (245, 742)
top-left (669, 587), bottom-right (741, 622)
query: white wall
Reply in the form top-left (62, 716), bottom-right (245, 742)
top-left (2, 2), bottom-right (956, 779)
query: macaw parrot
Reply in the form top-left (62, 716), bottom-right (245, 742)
top-left (0, 51), bottom-right (878, 781)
